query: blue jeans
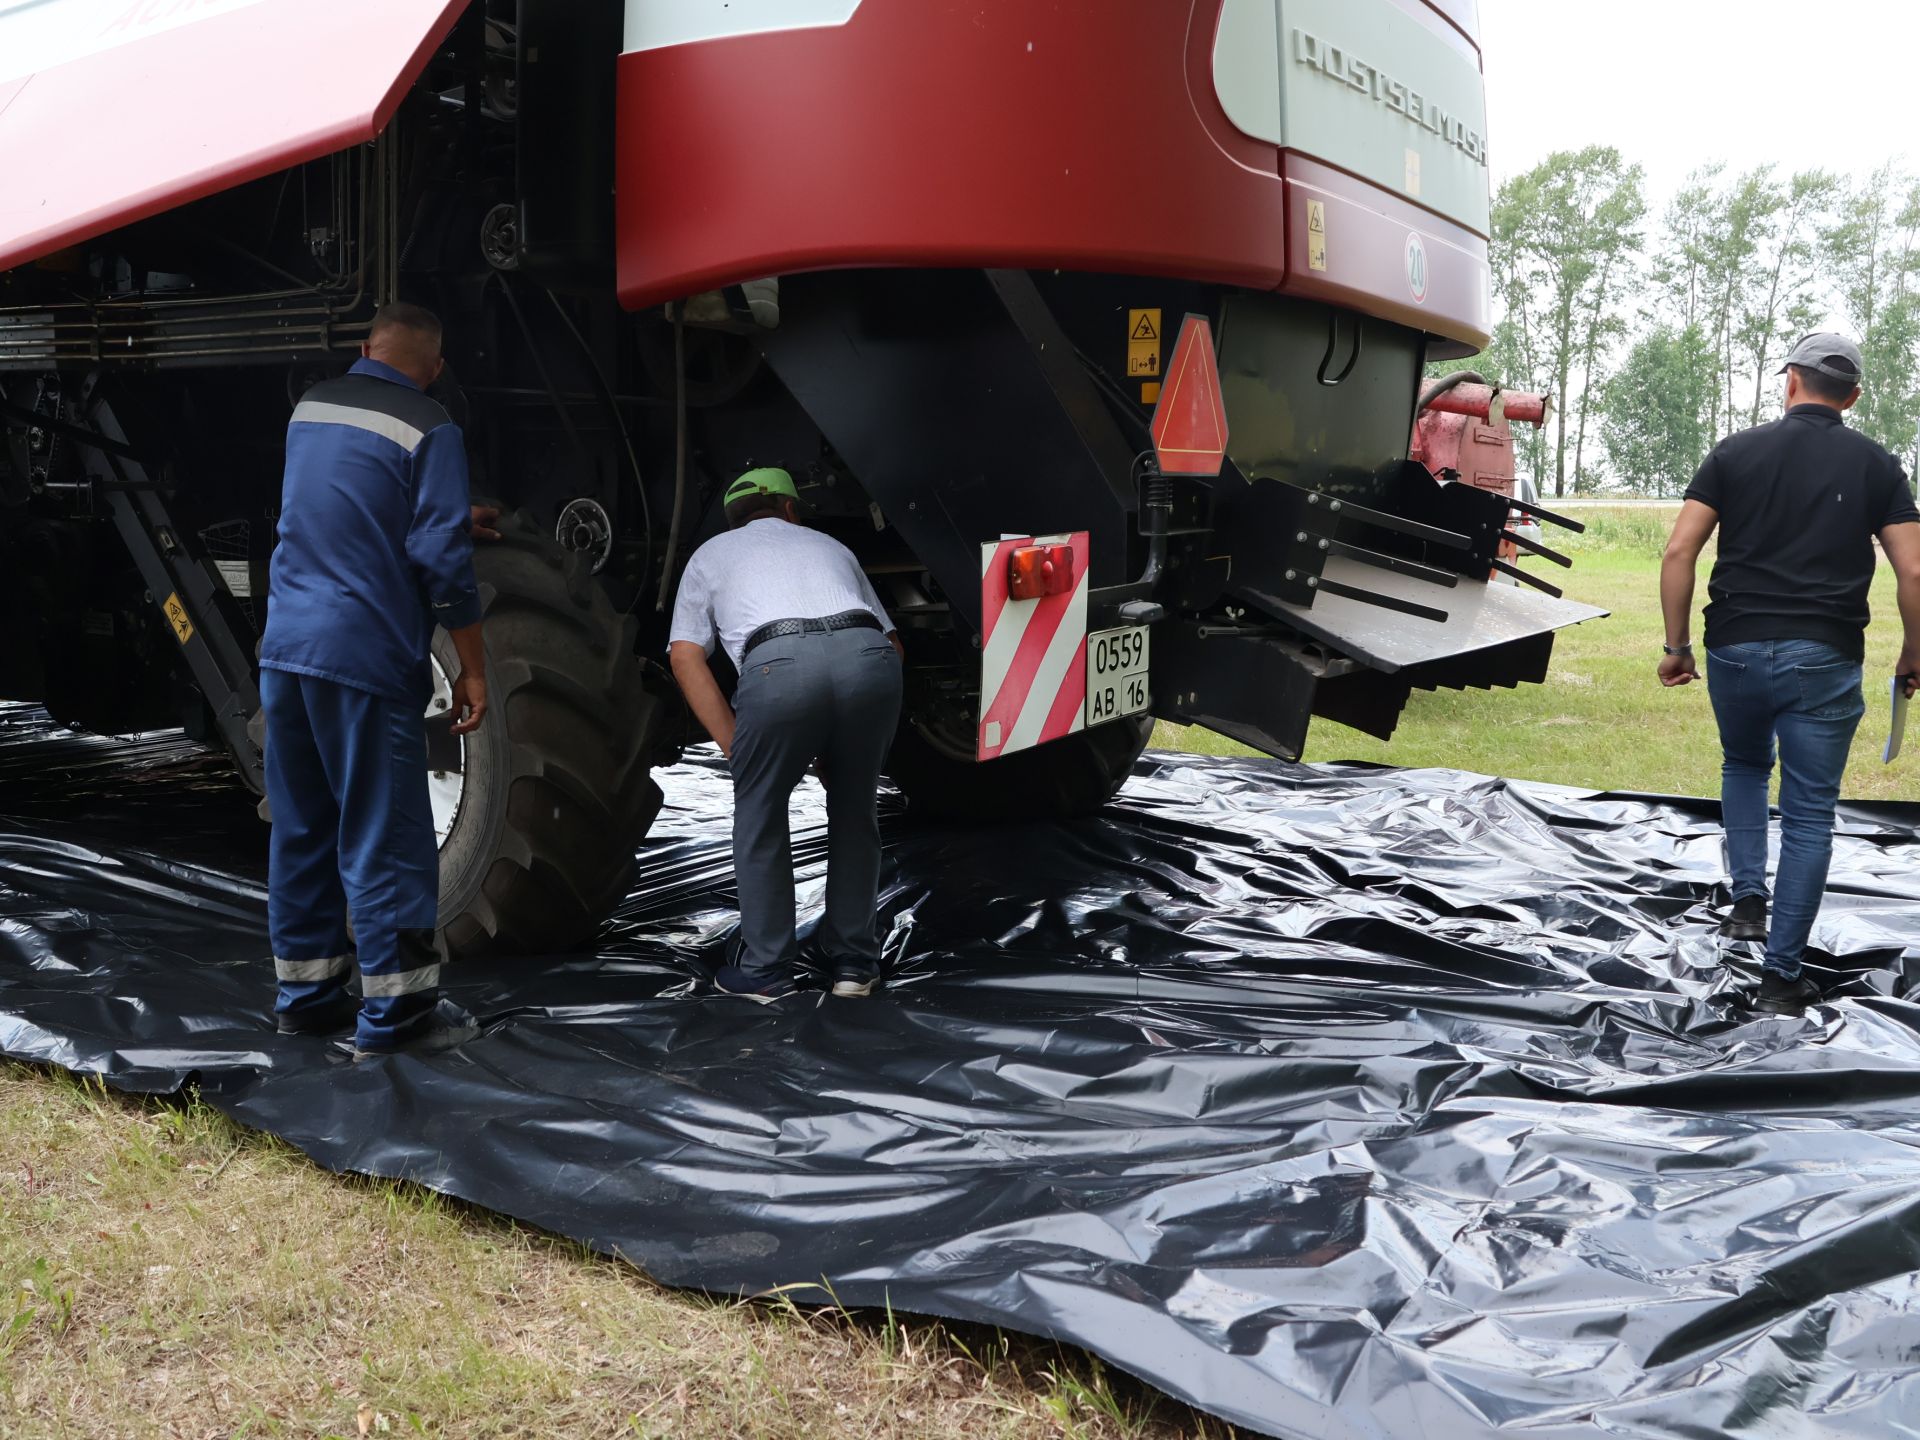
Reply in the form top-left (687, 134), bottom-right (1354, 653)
top-left (1704, 639), bottom-right (1864, 978)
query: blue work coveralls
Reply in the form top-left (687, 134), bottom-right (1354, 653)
top-left (258, 358), bottom-right (482, 1049)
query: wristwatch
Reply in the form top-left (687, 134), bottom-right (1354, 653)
top-left (1662, 643), bottom-right (1694, 657)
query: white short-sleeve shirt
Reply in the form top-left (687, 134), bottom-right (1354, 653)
top-left (668, 517), bottom-right (894, 669)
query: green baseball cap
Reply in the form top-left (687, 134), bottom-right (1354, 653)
top-left (724, 467), bottom-right (799, 507)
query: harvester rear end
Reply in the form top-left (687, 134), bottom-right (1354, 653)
top-left (0, 0), bottom-right (1598, 956)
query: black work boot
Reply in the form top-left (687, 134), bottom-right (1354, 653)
top-left (1719, 895), bottom-right (1768, 942)
top-left (1750, 971), bottom-right (1821, 1016)
top-left (351, 999), bottom-right (480, 1060)
top-left (275, 993), bottom-right (358, 1036)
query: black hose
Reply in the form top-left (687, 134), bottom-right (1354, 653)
top-left (654, 304), bottom-right (689, 614)
top-left (1418, 369), bottom-right (1488, 411)
top-left (543, 290), bottom-right (655, 603)
top-left (492, 272), bottom-right (593, 489)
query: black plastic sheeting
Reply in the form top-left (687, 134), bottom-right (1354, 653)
top-left (4, 702), bottom-right (1920, 1438)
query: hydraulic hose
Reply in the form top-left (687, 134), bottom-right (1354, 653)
top-left (654, 304), bottom-right (689, 614)
top-left (542, 290), bottom-right (655, 605)
top-left (493, 273), bottom-right (593, 484)
top-left (1417, 369), bottom-right (1487, 413)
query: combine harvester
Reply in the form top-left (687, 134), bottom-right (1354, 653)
top-left (0, 0), bottom-right (1597, 955)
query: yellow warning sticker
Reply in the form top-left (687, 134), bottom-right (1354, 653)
top-left (1127, 308), bottom-right (1161, 377)
top-left (162, 591), bottom-right (194, 646)
top-left (1140, 381), bottom-right (1161, 405)
top-left (1307, 201), bottom-right (1327, 273)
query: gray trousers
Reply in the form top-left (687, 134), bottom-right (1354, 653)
top-left (730, 625), bottom-right (903, 974)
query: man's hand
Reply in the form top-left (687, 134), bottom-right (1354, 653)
top-left (1897, 645), bottom-right (1919, 699)
top-left (450, 670), bottom-right (488, 733)
top-left (470, 504), bottom-right (503, 542)
top-left (1660, 500), bottom-right (1716, 689)
top-left (669, 640), bottom-right (737, 758)
top-left (1658, 652), bottom-right (1698, 687)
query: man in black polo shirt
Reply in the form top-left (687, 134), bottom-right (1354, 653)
top-left (1659, 333), bottom-right (1920, 1014)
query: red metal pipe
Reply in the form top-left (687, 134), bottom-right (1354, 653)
top-left (1420, 382), bottom-right (1549, 427)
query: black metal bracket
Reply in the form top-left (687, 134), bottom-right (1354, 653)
top-left (81, 384), bottom-right (265, 794)
top-left (1509, 495), bottom-right (1587, 534)
top-left (1252, 482), bottom-right (1472, 618)
top-left (1492, 558), bottom-right (1563, 597)
top-left (986, 269), bottom-right (1141, 512)
top-left (1502, 527), bottom-right (1574, 568)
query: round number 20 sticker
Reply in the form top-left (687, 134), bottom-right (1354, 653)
top-left (1406, 232), bottom-right (1429, 305)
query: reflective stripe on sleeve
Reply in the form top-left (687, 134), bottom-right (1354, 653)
top-left (274, 953), bottom-right (353, 983)
top-left (361, 965), bottom-right (442, 999)
top-left (290, 400), bottom-right (426, 452)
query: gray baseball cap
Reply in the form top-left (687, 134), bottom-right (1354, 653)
top-left (1777, 332), bottom-right (1864, 387)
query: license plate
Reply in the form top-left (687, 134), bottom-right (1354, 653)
top-left (1085, 625), bottom-right (1150, 726)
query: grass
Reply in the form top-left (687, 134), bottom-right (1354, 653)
top-left (1155, 505), bottom-right (1917, 803)
top-left (0, 1063), bottom-right (1232, 1439)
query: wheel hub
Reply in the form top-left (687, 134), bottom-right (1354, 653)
top-left (424, 654), bottom-right (467, 847)
top-left (556, 496), bottom-right (614, 574)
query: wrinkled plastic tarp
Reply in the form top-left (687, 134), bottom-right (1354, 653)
top-left (3, 704), bottom-right (1920, 1439)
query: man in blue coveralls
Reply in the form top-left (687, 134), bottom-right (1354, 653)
top-left (258, 302), bottom-right (494, 1056)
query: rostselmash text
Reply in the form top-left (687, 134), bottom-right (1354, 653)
top-left (1292, 29), bottom-right (1488, 169)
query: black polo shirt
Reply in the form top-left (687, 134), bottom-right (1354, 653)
top-left (1683, 404), bottom-right (1918, 660)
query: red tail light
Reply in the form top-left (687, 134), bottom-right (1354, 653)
top-left (1008, 543), bottom-right (1076, 600)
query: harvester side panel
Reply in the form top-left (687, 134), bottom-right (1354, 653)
top-left (0, 0), bottom-right (465, 273)
top-left (612, 0), bottom-right (1492, 348)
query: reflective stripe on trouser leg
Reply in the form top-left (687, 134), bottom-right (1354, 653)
top-left (361, 952), bottom-right (442, 998)
top-left (275, 953), bottom-right (354, 984)
top-left (263, 668), bottom-right (355, 1021)
top-left (294, 676), bottom-right (443, 1049)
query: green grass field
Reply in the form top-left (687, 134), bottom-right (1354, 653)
top-left (1157, 506), bottom-right (1917, 804)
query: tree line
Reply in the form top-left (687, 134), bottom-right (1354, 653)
top-left (1444, 148), bottom-right (1920, 497)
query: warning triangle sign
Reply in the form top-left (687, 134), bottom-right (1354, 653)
top-left (1149, 314), bottom-right (1229, 477)
top-left (1130, 313), bottom-right (1159, 341)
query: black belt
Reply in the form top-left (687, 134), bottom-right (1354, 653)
top-left (742, 609), bottom-right (881, 661)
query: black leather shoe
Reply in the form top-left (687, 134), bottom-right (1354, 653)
top-left (352, 1000), bottom-right (480, 1059)
top-left (275, 995), bottom-right (357, 1036)
top-left (831, 958), bottom-right (881, 998)
top-left (1719, 895), bottom-right (1768, 942)
top-left (714, 963), bottom-right (798, 1004)
top-left (1749, 971), bottom-right (1820, 1016)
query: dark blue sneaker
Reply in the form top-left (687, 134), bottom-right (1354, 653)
top-left (714, 964), bottom-right (797, 1004)
top-left (831, 958), bottom-right (881, 998)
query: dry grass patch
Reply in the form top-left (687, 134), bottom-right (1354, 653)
top-left (0, 1064), bottom-right (1236, 1439)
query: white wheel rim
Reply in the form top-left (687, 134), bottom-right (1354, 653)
top-left (425, 654), bottom-right (467, 847)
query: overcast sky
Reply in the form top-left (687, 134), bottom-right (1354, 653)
top-left (1480, 0), bottom-right (1917, 204)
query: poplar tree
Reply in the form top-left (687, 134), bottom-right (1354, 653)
top-left (1490, 148), bottom-right (1646, 496)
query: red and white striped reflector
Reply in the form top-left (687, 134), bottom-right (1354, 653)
top-left (977, 532), bottom-right (1090, 762)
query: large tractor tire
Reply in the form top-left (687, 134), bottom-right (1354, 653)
top-left (884, 712), bottom-right (1153, 822)
top-left (428, 511), bottom-right (665, 959)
